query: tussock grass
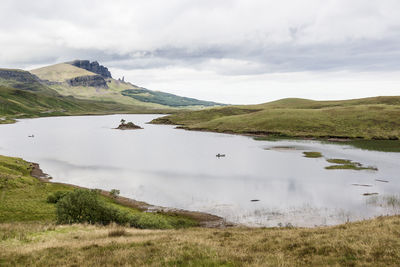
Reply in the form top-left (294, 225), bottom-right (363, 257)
top-left (108, 227), bottom-right (130, 237)
top-left (0, 216), bottom-right (399, 266)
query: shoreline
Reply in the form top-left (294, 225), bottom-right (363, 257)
top-left (153, 123), bottom-right (400, 152)
top-left (29, 162), bottom-right (231, 228)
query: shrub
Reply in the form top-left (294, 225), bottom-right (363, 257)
top-left (47, 191), bottom-right (69, 204)
top-left (55, 189), bottom-right (196, 229)
top-left (110, 189), bottom-right (120, 198)
top-left (129, 213), bottom-right (172, 229)
top-left (56, 189), bottom-right (127, 225)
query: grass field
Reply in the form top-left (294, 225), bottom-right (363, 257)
top-left (0, 216), bottom-right (399, 266)
top-left (152, 96), bottom-right (400, 140)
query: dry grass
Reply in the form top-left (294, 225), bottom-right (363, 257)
top-left (30, 64), bottom-right (96, 82)
top-left (0, 216), bottom-right (399, 266)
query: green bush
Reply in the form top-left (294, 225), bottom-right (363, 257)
top-left (110, 189), bottom-right (120, 198)
top-left (129, 213), bottom-right (172, 229)
top-left (47, 191), bottom-right (69, 203)
top-left (56, 189), bottom-right (129, 225)
top-left (55, 189), bottom-right (197, 229)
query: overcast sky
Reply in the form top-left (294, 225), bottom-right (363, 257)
top-left (1, 0), bottom-right (400, 104)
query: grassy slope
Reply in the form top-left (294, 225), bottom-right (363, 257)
top-left (0, 85), bottom-right (164, 123)
top-left (47, 78), bottom-right (175, 110)
top-left (0, 69), bottom-right (58, 95)
top-left (0, 216), bottom-right (399, 266)
top-left (121, 88), bottom-right (222, 107)
top-left (0, 155), bottom-right (196, 228)
top-left (152, 96), bottom-right (400, 140)
top-left (30, 63), bottom-right (96, 82)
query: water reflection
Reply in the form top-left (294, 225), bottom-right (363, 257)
top-left (0, 114), bottom-right (399, 227)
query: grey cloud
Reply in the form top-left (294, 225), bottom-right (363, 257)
top-left (1, 0), bottom-right (400, 76)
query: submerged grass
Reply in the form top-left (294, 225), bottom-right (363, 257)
top-left (325, 158), bottom-right (378, 171)
top-left (303, 151), bottom-right (323, 158)
top-left (0, 216), bottom-right (399, 266)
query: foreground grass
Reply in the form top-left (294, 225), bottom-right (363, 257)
top-left (0, 155), bottom-right (196, 228)
top-left (152, 96), bottom-right (400, 141)
top-left (0, 216), bottom-right (399, 266)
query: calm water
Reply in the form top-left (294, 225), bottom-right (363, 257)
top-left (0, 114), bottom-right (399, 226)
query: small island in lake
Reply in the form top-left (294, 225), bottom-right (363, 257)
top-left (116, 119), bottom-right (142, 130)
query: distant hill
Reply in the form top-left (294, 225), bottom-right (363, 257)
top-left (151, 96), bottom-right (400, 140)
top-left (29, 60), bottom-right (223, 109)
top-left (0, 68), bottom-right (170, 122)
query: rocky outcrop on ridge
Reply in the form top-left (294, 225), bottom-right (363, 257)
top-left (0, 69), bottom-right (40, 84)
top-left (69, 60), bottom-right (112, 78)
top-left (66, 75), bottom-right (108, 88)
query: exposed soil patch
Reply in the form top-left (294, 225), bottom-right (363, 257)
top-left (30, 163), bottom-right (52, 181)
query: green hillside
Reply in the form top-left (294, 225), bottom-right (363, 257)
top-left (0, 69), bottom-right (58, 95)
top-left (151, 96), bottom-right (400, 140)
top-left (0, 85), bottom-right (163, 123)
top-left (122, 88), bottom-right (222, 107)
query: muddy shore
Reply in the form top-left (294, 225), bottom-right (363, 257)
top-left (30, 162), bottom-right (231, 228)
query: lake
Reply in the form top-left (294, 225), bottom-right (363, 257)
top-left (0, 114), bottom-right (399, 227)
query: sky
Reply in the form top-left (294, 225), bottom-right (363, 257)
top-left (1, 0), bottom-right (400, 104)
